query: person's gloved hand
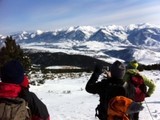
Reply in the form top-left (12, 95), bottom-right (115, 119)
top-left (93, 64), bottom-right (103, 75)
top-left (127, 102), bottom-right (144, 114)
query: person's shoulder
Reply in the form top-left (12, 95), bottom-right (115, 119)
top-left (27, 91), bottom-right (39, 99)
top-left (126, 69), bottom-right (139, 75)
top-left (21, 89), bottom-right (39, 101)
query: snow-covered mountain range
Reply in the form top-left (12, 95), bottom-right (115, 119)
top-left (1, 23), bottom-right (160, 65)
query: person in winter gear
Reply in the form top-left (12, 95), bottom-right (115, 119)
top-left (123, 60), bottom-right (156, 120)
top-left (128, 60), bottom-right (139, 69)
top-left (0, 60), bottom-right (50, 120)
top-left (86, 60), bottom-right (129, 120)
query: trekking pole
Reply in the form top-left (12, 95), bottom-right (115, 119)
top-left (144, 100), bottom-right (154, 120)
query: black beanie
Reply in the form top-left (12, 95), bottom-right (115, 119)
top-left (0, 60), bottom-right (24, 84)
top-left (110, 60), bottom-right (126, 79)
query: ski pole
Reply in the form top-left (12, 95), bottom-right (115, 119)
top-left (144, 100), bottom-right (154, 120)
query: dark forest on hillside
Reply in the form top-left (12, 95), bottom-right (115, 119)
top-left (26, 52), bottom-right (111, 71)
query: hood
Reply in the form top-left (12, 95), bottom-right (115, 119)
top-left (0, 82), bottom-right (22, 98)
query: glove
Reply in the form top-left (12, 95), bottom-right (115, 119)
top-left (93, 64), bottom-right (103, 75)
top-left (145, 93), bottom-right (150, 97)
top-left (127, 102), bottom-right (144, 114)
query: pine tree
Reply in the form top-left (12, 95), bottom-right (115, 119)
top-left (0, 36), bottom-right (31, 74)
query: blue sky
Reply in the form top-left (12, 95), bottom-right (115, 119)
top-left (0, 0), bottom-right (160, 35)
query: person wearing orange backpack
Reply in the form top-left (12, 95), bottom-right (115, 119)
top-left (86, 60), bottom-right (129, 120)
top-left (86, 60), bottom-right (144, 120)
top-left (123, 60), bottom-right (156, 120)
top-left (0, 60), bottom-right (50, 120)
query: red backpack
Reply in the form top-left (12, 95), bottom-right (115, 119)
top-left (128, 74), bottom-right (147, 102)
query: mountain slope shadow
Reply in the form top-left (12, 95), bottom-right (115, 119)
top-left (104, 47), bottom-right (137, 61)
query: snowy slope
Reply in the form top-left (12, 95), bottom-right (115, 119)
top-left (21, 41), bottom-right (160, 65)
top-left (30, 70), bottom-right (160, 120)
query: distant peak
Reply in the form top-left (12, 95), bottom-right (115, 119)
top-left (137, 23), bottom-right (156, 28)
top-left (67, 26), bottom-right (75, 32)
top-left (66, 26), bottom-right (97, 34)
top-left (126, 23), bottom-right (159, 30)
top-left (22, 31), bottom-right (27, 34)
top-left (36, 30), bottom-right (43, 35)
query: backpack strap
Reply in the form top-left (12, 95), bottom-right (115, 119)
top-left (0, 98), bottom-right (24, 104)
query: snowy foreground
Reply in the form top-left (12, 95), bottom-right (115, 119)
top-left (30, 70), bottom-right (160, 120)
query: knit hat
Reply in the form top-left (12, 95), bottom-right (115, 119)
top-left (110, 60), bottom-right (126, 79)
top-left (128, 60), bottom-right (139, 69)
top-left (0, 60), bottom-right (24, 84)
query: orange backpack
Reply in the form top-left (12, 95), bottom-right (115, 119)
top-left (107, 96), bottom-right (133, 120)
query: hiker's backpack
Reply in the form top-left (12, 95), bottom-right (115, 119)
top-left (108, 96), bottom-right (144, 120)
top-left (95, 81), bottom-right (127, 120)
top-left (127, 73), bottom-right (147, 102)
top-left (107, 96), bottom-right (133, 120)
top-left (0, 97), bottom-right (31, 120)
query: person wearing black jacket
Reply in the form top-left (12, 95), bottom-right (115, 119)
top-left (0, 60), bottom-right (50, 120)
top-left (85, 60), bottom-right (126, 120)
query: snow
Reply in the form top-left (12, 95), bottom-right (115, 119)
top-left (66, 26), bottom-right (97, 39)
top-left (127, 23), bottom-right (160, 31)
top-left (127, 24), bottom-right (138, 31)
top-left (81, 41), bottom-right (107, 50)
top-left (30, 70), bottom-right (160, 120)
top-left (1, 23), bottom-right (160, 65)
top-left (31, 33), bottom-right (36, 38)
top-left (21, 40), bottom-right (160, 65)
top-left (36, 30), bottom-right (43, 35)
top-left (67, 26), bottom-right (75, 32)
top-left (133, 49), bottom-right (160, 65)
top-left (138, 23), bottom-right (158, 29)
top-left (46, 66), bottom-right (81, 69)
top-left (22, 31), bottom-right (28, 34)
top-left (77, 26), bottom-right (97, 39)
top-left (107, 25), bottom-right (124, 31)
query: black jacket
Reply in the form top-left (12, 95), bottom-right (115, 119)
top-left (20, 88), bottom-right (50, 120)
top-left (85, 72), bottom-right (126, 120)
